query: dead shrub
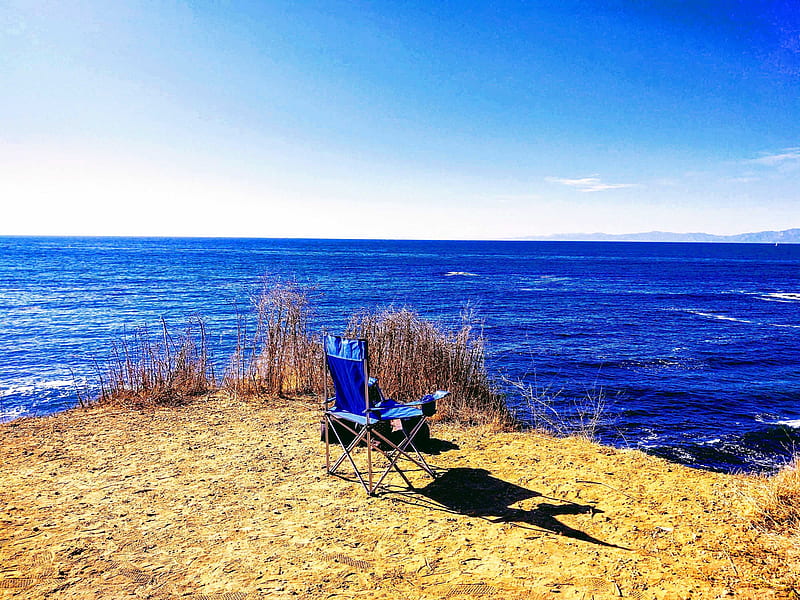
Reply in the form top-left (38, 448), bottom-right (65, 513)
top-left (224, 280), bottom-right (322, 398)
top-left (95, 278), bottom-right (511, 430)
top-left (97, 317), bottom-right (215, 408)
top-left (345, 306), bottom-right (512, 428)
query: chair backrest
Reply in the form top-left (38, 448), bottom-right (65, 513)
top-left (324, 335), bottom-right (369, 415)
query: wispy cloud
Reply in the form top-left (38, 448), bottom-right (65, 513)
top-left (545, 176), bottom-right (638, 193)
top-left (748, 148), bottom-right (800, 166)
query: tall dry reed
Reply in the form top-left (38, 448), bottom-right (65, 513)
top-left (504, 377), bottom-right (608, 440)
top-left (95, 278), bottom-right (510, 428)
top-left (746, 455), bottom-right (800, 537)
top-left (224, 280), bottom-right (322, 398)
top-left (97, 317), bottom-right (215, 408)
top-left (345, 307), bottom-right (512, 428)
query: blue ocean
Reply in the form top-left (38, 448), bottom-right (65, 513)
top-left (2, 236), bottom-right (799, 473)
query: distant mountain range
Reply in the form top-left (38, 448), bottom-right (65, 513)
top-left (521, 228), bottom-right (800, 243)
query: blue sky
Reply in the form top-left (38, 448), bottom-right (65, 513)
top-left (2, 1), bottom-right (799, 239)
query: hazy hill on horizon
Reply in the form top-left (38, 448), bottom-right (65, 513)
top-left (521, 228), bottom-right (800, 243)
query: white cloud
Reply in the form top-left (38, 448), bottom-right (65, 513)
top-left (748, 148), bottom-right (800, 166)
top-left (545, 175), bottom-right (638, 193)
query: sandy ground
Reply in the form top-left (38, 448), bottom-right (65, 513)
top-left (1, 393), bottom-right (797, 599)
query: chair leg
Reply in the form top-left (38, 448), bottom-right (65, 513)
top-left (330, 432), bottom-right (364, 475)
top-left (326, 416), bottom-right (372, 493)
top-left (391, 460), bottom-right (414, 488)
top-left (367, 427), bottom-right (374, 495)
top-left (398, 418), bottom-right (436, 476)
top-left (324, 415), bottom-right (436, 495)
top-left (328, 421), bottom-right (364, 473)
top-left (380, 419), bottom-right (435, 475)
top-left (369, 421), bottom-right (436, 491)
top-left (325, 415), bottom-right (330, 473)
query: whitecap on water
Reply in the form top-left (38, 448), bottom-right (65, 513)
top-left (444, 271), bottom-right (479, 277)
top-left (698, 438), bottom-right (722, 446)
top-left (760, 292), bottom-right (800, 303)
top-left (0, 378), bottom-right (79, 398)
top-left (687, 310), bottom-right (754, 324)
top-left (0, 384), bottom-right (36, 398)
top-left (686, 308), bottom-right (800, 329)
top-left (535, 275), bottom-right (572, 284)
top-left (0, 406), bottom-right (27, 423)
top-left (756, 414), bottom-right (800, 429)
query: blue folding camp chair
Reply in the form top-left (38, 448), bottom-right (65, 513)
top-left (322, 335), bottom-right (449, 495)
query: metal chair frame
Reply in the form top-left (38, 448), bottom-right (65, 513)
top-left (322, 336), bottom-right (444, 495)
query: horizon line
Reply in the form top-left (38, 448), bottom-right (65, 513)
top-left (1, 230), bottom-right (799, 244)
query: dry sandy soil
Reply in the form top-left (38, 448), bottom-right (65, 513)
top-left (1, 393), bottom-right (797, 599)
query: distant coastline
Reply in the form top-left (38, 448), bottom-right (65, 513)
top-left (519, 227), bottom-right (800, 244)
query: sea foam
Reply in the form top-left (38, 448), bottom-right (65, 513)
top-left (761, 292), bottom-right (800, 303)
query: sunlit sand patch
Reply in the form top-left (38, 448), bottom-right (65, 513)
top-left (0, 394), bottom-right (797, 599)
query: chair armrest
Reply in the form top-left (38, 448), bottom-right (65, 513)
top-left (367, 391), bottom-right (448, 417)
top-left (403, 390), bottom-right (450, 406)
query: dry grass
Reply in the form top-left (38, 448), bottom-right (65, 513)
top-left (220, 279), bottom-right (511, 427)
top-left (223, 280), bottom-right (322, 398)
top-left (747, 455), bottom-right (800, 536)
top-left (94, 279), bottom-right (510, 430)
top-left (96, 317), bottom-right (215, 408)
top-left (345, 306), bottom-right (513, 428)
top-left (94, 281), bottom-right (506, 429)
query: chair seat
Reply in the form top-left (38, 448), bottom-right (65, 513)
top-left (327, 409), bottom-right (371, 425)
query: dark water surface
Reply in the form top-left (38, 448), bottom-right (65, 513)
top-left (2, 237), bottom-right (799, 473)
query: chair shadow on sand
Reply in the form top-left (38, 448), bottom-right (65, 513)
top-left (418, 437), bottom-right (460, 455)
top-left (396, 467), bottom-right (627, 550)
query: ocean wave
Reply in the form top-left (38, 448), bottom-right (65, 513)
top-left (444, 271), bottom-right (479, 277)
top-left (771, 419), bottom-right (800, 429)
top-left (687, 310), bottom-right (754, 324)
top-left (0, 378), bottom-right (85, 423)
top-left (641, 424), bottom-right (800, 473)
top-left (616, 356), bottom-right (707, 373)
top-left (0, 384), bottom-right (35, 398)
top-left (0, 378), bottom-right (80, 398)
top-left (698, 438), bottom-right (722, 446)
top-left (685, 308), bottom-right (800, 330)
top-left (760, 292), bottom-right (800, 303)
top-left (0, 406), bottom-right (27, 423)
